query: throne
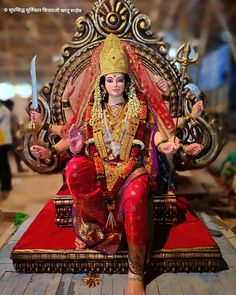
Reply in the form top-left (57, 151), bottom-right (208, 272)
top-left (11, 0), bottom-right (224, 273)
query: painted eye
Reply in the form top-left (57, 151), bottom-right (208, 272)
top-left (117, 78), bottom-right (124, 83)
top-left (106, 79), bottom-right (113, 83)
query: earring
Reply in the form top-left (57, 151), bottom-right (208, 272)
top-left (100, 85), bottom-right (107, 100)
top-left (124, 82), bottom-right (130, 96)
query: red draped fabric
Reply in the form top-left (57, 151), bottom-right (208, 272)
top-left (65, 156), bottom-right (150, 255)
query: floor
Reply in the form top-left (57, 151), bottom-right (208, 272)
top-left (0, 155), bottom-right (62, 215)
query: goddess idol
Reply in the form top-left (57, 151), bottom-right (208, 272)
top-left (30, 34), bottom-right (204, 295)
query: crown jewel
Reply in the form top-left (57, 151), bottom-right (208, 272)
top-left (99, 34), bottom-right (128, 76)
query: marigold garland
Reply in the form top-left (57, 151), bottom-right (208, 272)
top-left (86, 91), bottom-right (147, 216)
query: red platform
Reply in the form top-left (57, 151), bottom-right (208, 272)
top-left (11, 196), bottom-right (226, 273)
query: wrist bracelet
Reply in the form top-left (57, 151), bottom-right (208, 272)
top-left (128, 270), bottom-right (144, 281)
top-left (162, 94), bottom-right (170, 100)
top-left (62, 100), bottom-right (71, 109)
top-left (50, 145), bottom-right (58, 156)
top-left (66, 149), bottom-right (73, 157)
top-left (42, 122), bottom-right (52, 131)
top-left (182, 114), bottom-right (192, 123)
top-left (157, 139), bottom-right (168, 152)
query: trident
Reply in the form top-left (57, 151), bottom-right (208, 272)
top-left (167, 42), bottom-right (198, 193)
top-left (173, 42), bottom-right (199, 137)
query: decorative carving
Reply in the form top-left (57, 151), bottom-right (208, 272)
top-left (22, 0), bottom-right (222, 173)
top-left (11, 247), bottom-right (224, 273)
top-left (94, 0), bottom-right (131, 36)
top-left (82, 273), bottom-right (101, 288)
top-left (54, 195), bottom-right (178, 227)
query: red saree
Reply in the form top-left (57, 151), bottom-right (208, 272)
top-left (66, 155), bottom-right (149, 255)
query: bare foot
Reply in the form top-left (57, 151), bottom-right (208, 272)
top-left (126, 279), bottom-right (146, 295)
top-left (75, 237), bottom-right (87, 250)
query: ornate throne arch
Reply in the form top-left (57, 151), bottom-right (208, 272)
top-left (22, 0), bottom-right (222, 174)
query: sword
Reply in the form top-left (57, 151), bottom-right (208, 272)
top-left (29, 55), bottom-right (38, 137)
top-left (29, 55), bottom-right (40, 166)
top-left (30, 55), bottom-right (38, 110)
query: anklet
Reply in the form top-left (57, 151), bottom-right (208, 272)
top-left (128, 270), bottom-right (144, 281)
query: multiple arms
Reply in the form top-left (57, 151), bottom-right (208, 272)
top-left (30, 79), bottom-right (80, 159)
top-left (61, 78), bottom-right (75, 122)
top-left (30, 125), bottom-right (84, 159)
top-left (29, 78), bottom-right (76, 136)
top-left (30, 77), bottom-right (204, 159)
top-left (154, 76), bottom-right (204, 157)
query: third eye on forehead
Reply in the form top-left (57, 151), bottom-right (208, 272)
top-left (105, 75), bottom-right (124, 83)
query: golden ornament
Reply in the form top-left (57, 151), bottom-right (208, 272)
top-left (99, 33), bottom-right (128, 75)
top-left (82, 273), bottom-right (101, 288)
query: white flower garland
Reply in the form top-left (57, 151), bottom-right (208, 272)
top-left (132, 139), bottom-right (145, 150)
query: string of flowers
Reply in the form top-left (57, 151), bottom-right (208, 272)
top-left (85, 91), bottom-right (147, 228)
top-left (90, 75), bottom-right (103, 126)
top-left (127, 78), bottom-right (141, 118)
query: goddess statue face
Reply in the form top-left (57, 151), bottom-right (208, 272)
top-left (105, 73), bottom-right (125, 98)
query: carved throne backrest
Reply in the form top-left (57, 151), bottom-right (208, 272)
top-left (22, 0), bottom-right (222, 173)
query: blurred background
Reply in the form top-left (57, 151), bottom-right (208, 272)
top-left (0, 0), bottom-right (235, 240)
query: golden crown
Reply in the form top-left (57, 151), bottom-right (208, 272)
top-left (99, 34), bottom-right (128, 76)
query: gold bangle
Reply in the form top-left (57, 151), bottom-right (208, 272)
top-left (157, 139), bottom-right (168, 152)
top-left (182, 114), bottom-right (192, 123)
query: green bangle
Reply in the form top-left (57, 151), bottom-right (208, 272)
top-left (162, 95), bottom-right (170, 100)
top-left (62, 100), bottom-right (71, 109)
top-left (66, 149), bottom-right (73, 157)
top-left (42, 122), bottom-right (52, 131)
top-left (50, 145), bottom-right (58, 156)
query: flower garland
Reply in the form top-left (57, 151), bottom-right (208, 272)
top-left (90, 75), bottom-right (103, 126)
top-left (127, 78), bottom-right (141, 118)
top-left (85, 91), bottom-right (147, 225)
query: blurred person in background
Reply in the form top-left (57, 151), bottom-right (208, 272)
top-left (0, 100), bottom-right (12, 199)
top-left (4, 99), bottom-right (27, 173)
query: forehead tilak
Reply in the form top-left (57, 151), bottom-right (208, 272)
top-left (105, 74), bottom-right (124, 79)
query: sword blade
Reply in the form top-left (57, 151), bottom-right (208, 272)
top-left (30, 55), bottom-right (38, 110)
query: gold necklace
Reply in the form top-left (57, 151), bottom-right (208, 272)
top-left (108, 103), bottom-right (125, 120)
top-left (104, 103), bottom-right (128, 144)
